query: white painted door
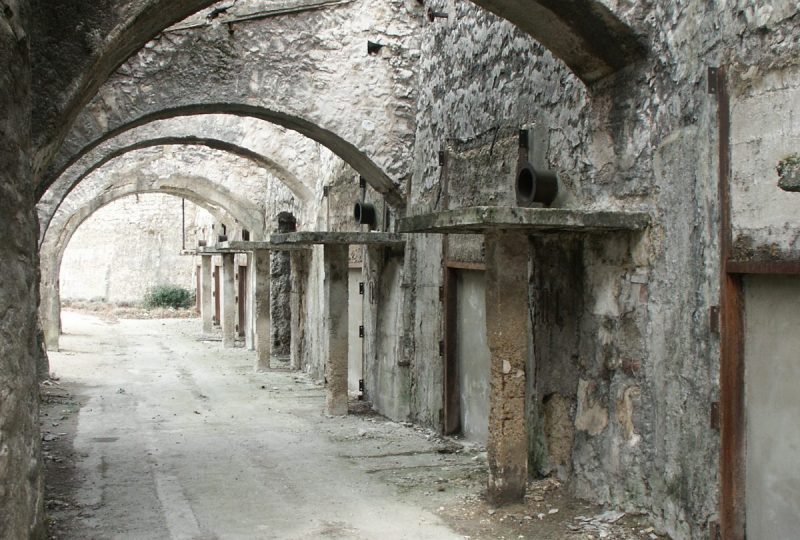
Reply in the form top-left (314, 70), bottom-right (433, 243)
top-left (744, 276), bottom-right (800, 539)
top-left (456, 270), bottom-right (491, 443)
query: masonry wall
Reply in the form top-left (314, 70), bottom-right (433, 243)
top-left (0, 0), bottom-right (46, 537)
top-left (394, 1), bottom-right (799, 538)
top-left (60, 194), bottom-right (207, 303)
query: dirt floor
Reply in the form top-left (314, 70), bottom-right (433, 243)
top-left (42, 310), bottom-right (669, 539)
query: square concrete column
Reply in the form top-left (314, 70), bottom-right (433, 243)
top-left (485, 230), bottom-right (530, 504)
top-left (253, 250), bottom-right (272, 371)
top-left (324, 244), bottom-right (349, 416)
top-left (244, 253), bottom-right (254, 351)
top-left (200, 255), bottom-right (214, 335)
top-left (221, 253), bottom-right (237, 348)
top-left (289, 250), bottom-right (306, 371)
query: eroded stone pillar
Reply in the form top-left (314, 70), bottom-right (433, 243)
top-left (40, 281), bottom-right (61, 351)
top-left (253, 250), bottom-right (271, 371)
top-left (485, 230), bottom-right (530, 504)
top-left (324, 244), bottom-right (349, 416)
top-left (221, 253), bottom-right (236, 348)
top-left (245, 253), bottom-right (255, 351)
top-left (200, 255), bottom-right (213, 335)
top-left (289, 250), bottom-right (307, 371)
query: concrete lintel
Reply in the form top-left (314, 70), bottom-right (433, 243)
top-left (398, 206), bottom-right (650, 235)
top-left (270, 231), bottom-right (407, 247)
top-left (217, 240), bottom-right (311, 252)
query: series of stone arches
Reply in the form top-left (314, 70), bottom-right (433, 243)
top-left (40, 171), bottom-right (270, 349)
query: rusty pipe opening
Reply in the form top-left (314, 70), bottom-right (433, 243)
top-left (354, 201), bottom-right (377, 228)
top-left (516, 162), bottom-right (558, 207)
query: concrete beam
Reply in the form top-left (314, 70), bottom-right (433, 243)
top-left (253, 250), bottom-right (272, 371)
top-left (221, 253), bottom-right (236, 348)
top-left (200, 255), bottom-right (214, 335)
top-left (270, 231), bottom-right (406, 247)
top-left (485, 230), bottom-right (530, 504)
top-left (398, 206), bottom-right (650, 235)
top-left (324, 244), bottom-right (349, 416)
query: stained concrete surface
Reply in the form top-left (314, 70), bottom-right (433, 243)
top-left (39, 310), bottom-right (672, 540)
top-left (44, 311), bottom-right (461, 539)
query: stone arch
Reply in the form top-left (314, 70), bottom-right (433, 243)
top-left (40, 175), bottom-right (265, 350)
top-left (34, 0), bottom-right (643, 175)
top-left (44, 103), bottom-right (406, 207)
top-left (38, 134), bottom-right (313, 240)
top-left (468, 0), bottom-right (644, 82)
top-left (39, 1), bottom-right (421, 207)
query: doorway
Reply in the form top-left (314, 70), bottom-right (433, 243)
top-left (348, 267), bottom-right (364, 397)
top-left (743, 276), bottom-right (800, 538)
top-left (444, 268), bottom-right (491, 443)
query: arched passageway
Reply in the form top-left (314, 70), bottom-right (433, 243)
top-left (38, 134), bottom-right (312, 240)
top-left (40, 173), bottom-right (267, 350)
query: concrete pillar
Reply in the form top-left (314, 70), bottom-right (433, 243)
top-left (253, 250), bottom-right (272, 371)
top-left (221, 253), bottom-right (236, 348)
top-left (40, 280), bottom-right (61, 351)
top-left (245, 253), bottom-right (255, 351)
top-left (200, 255), bottom-right (214, 335)
top-left (324, 244), bottom-right (349, 416)
top-left (484, 230), bottom-right (530, 504)
top-left (289, 250), bottom-right (305, 370)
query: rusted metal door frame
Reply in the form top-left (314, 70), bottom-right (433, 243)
top-left (443, 264), bottom-right (460, 435)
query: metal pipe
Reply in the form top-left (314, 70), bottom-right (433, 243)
top-left (354, 201), bottom-right (377, 228)
top-left (515, 162), bottom-right (558, 206)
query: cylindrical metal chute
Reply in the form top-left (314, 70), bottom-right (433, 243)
top-left (354, 201), bottom-right (377, 228)
top-left (516, 162), bottom-right (558, 207)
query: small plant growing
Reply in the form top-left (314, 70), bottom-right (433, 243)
top-left (143, 284), bottom-right (194, 309)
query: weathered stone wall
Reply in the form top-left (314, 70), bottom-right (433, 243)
top-left (60, 194), bottom-right (208, 303)
top-left (396, 1), bottom-right (799, 537)
top-left (0, 1), bottom-right (46, 537)
top-left (730, 63), bottom-right (800, 259)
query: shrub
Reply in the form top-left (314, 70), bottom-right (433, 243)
top-left (143, 284), bottom-right (194, 309)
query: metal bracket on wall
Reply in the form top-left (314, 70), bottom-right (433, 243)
top-left (709, 305), bottom-right (720, 335)
top-left (359, 282), bottom-right (365, 295)
top-left (707, 67), bottom-right (719, 95)
top-left (358, 325), bottom-right (364, 338)
top-left (710, 401), bottom-right (720, 431)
